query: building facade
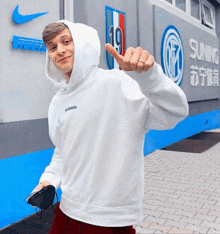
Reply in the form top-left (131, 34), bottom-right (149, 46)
top-left (0, 0), bottom-right (220, 230)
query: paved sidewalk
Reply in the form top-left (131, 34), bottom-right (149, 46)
top-left (1, 130), bottom-right (220, 234)
top-left (135, 129), bottom-right (220, 234)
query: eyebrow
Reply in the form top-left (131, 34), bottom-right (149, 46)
top-left (47, 34), bottom-right (72, 46)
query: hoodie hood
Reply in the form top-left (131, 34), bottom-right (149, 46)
top-left (45, 20), bottom-right (101, 91)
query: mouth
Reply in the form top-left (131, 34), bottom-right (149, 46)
top-left (58, 56), bottom-right (71, 62)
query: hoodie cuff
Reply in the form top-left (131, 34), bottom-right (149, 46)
top-left (124, 62), bottom-right (162, 92)
top-left (39, 173), bottom-right (61, 190)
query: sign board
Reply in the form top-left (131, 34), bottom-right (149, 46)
top-left (154, 5), bottom-right (219, 102)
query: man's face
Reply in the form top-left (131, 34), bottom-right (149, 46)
top-left (47, 28), bottom-right (74, 78)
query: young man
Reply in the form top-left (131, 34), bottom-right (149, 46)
top-left (33, 20), bottom-right (188, 233)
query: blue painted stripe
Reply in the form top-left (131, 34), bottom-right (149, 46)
top-left (0, 148), bottom-right (60, 230)
top-left (144, 109), bottom-right (220, 156)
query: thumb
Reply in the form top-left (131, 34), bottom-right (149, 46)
top-left (105, 43), bottom-right (124, 65)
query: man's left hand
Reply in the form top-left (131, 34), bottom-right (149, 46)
top-left (105, 43), bottom-right (155, 73)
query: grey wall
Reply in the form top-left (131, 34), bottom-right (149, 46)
top-left (0, 0), bottom-right (60, 123)
top-left (0, 1), bottom-right (61, 160)
top-left (0, 118), bottom-right (54, 160)
top-left (189, 98), bottom-right (220, 115)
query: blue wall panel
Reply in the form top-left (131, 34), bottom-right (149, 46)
top-left (144, 110), bottom-right (220, 155)
top-left (0, 148), bottom-right (60, 230)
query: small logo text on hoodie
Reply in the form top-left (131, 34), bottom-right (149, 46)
top-left (65, 106), bottom-right (77, 112)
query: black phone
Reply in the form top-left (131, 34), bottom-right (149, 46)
top-left (26, 185), bottom-right (56, 210)
top-left (25, 188), bottom-right (43, 202)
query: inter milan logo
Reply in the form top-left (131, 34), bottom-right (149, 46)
top-left (105, 6), bottom-right (126, 70)
top-left (161, 26), bottom-right (184, 86)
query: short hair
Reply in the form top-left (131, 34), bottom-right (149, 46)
top-left (42, 22), bottom-right (68, 46)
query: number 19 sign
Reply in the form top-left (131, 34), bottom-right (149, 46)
top-left (105, 6), bottom-right (126, 70)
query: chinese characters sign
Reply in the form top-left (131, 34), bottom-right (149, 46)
top-left (190, 38), bottom-right (219, 87)
top-left (190, 66), bottom-right (219, 87)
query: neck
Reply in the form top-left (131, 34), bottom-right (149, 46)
top-left (64, 71), bottom-right (72, 84)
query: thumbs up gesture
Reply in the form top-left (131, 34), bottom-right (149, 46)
top-left (105, 43), bottom-right (154, 73)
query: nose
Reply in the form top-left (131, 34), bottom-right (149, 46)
top-left (57, 43), bottom-right (66, 55)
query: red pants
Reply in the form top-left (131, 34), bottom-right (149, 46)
top-left (49, 203), bottom-right (136, 234)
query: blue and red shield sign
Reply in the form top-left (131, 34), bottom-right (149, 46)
top-left (105, 6), bottom-right (126, 70)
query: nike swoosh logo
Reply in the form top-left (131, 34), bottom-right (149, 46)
top-left (13, 5), bottom-right (48, 24)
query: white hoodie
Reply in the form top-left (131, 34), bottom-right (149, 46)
top-left (39, 20), bottom-right (188, 227)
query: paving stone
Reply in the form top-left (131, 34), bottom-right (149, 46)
top-left (215, 217), bottom-right (220, 223)
top-left (209, 184), bottom-right (220, 191)
top-left (159, 188), bottom-right (177, 194)
top-left (160, 213), bottom-right (182, 222)
top-left (151, 201), bottom-right (174, 209)
top-left (201, 220), bottom-right (220, 231)
top-left (179, 216), bottom-right (203, 226)
top-left (196, 198), bottom-right (216, 206)
top-left (171, 185), bottom-right (189, 192)
top-left (144, 186), bottom-right (161, 192)
top-left (161, 193), bottom-right (181, 199)
top-left (142, 203), bottom-right (160, 211)
top-left (185, 188), bottom-right (205, 194)
top-left (178, 195), bottom-right (198, 202)
top-left (143, 210), bottom-right (163, 218)
top-left (207, 228), bottom-right (220, 234)
top-left (163, 220), bottom-right (186, 230)
top-left (184, 224), bottom-right (209, 233)
top-left (168, 227), bottom-right (193, 234)
top-left (202, 203), bottom-right (220, 211)
top-left (170, 204), bottom-right (191, 211)
top-left (144, 216), bottom-right (167, 225)
top-left (160, 185), bottom-right (178, 190)
top-left (183, 201), bottom-right (204, 208)
top-left (214, 201), bottom-right (220, 207)
top-left (165, 198), bottom-right (185, 205)
top-left (135, 225), bottom-right (156, 234)
top-left (156, 206), bottom-right (177, 215)
top-left (187, 207), bottom-right (210, 215)
top-left (149, 195), bottom-right (168, 202)
top-left (136, 221), bottom-right (152, 229)
top-left (174, 209), bottom-right (196, 218)
top-left (148, 223), bottom-right (172, 233)
top-left (203, 189), bottom-right (216, 195)
top-left (174, 191), bottom-right (193, 197)
top-left (190, 193), bottom-right (210, 200)
top-left (193, 213), bottom-right (216, 223)
top-left (209, 195), bottom-right (220, 202)
top-left (208, 210), bottom-right (220, 217)
top-left (213, 189), bottom-right (220, 193)
top-left (165, 178), bottom-right (180, 183)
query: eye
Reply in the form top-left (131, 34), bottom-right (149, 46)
top-left (65, 40), bottom-right (70, 44)
top-left (50, 46), bottom-right (56, 51)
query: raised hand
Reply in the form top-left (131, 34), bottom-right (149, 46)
top-left (105, 43), bottom-right (154, 73)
